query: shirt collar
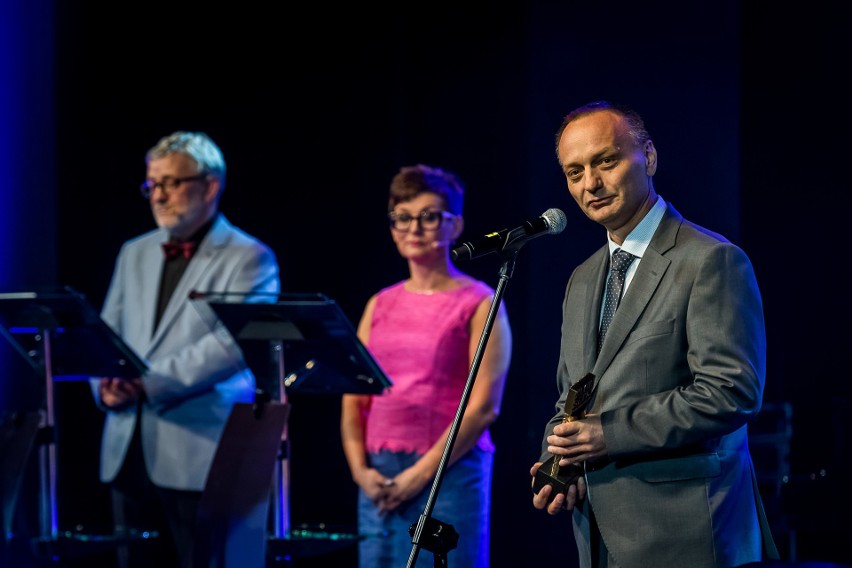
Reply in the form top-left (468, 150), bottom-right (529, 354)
top-left (607, 194), bottom-right (666, 259)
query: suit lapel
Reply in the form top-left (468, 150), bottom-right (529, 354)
top-left (149, 215), bottom-right (229, 350)
top-left (584, 247), bottom-right (609, 370)
top-left (593, 205), bottom-right (680, 374)
top-left (139, 236), bottom-right (167, 350)
top-left (595, 252), bottom-right (670, 367)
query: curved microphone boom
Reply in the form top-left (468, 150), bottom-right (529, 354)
top-left (451, 208), bottom-right (567, 261)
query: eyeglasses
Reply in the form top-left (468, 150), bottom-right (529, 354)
top-left (388, 209), bottom-right (456, 231)
top-left (139, 173), bottom-right (208, 199)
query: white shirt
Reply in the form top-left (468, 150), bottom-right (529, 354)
top-left (600, 194), bottom-right (667, 323)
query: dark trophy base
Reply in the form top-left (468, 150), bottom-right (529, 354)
top-left (532, 455), bottom-right (583, 503)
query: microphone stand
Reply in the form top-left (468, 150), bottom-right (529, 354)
top-left (406, 248), bottom-right (518, 568)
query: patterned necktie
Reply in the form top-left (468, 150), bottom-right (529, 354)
top-left (161, 241), bottom-right (198, 260)
top-left (598, 248), bottom-right (635, 354)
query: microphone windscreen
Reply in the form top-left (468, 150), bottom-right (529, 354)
top-left (542, 208), bottom-right (567, 235)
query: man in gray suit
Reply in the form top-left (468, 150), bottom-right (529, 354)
top-left (91, 131), bottom-right (280, 568)
top-left (530, 101), bottom-right (778, 568)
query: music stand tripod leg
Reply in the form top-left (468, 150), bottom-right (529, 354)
top-left (37, 328), bottom-right (59, 543)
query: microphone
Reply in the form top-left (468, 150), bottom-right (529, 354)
top-left (451, 208), bottom-right (567, 261)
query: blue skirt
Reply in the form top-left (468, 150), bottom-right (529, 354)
top-left (357, 446), bottom-right (494, 568)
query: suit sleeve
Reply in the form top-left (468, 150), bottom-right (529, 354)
top-left (601, 242), bottom-right (766, 458)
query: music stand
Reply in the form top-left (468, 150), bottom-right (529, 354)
top-left (193, 400), bottom-right (290, 568)
top-left (0, 288), bottom-right (148, 560)
top-left (201, 292), bottom-right (391, 562)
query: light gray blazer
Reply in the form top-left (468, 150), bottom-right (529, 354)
top-left (542, 203), bottom-right (774, 568)
top-left (91, 214), bottom-right (280, 491)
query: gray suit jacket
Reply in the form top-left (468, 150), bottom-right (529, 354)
top-left (91, 214), bottom-right (280, 491)
top-left (542, 203), bottom-right (774, 568)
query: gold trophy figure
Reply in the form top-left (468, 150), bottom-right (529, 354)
top-left (532, 372), bottom-right (595, 502)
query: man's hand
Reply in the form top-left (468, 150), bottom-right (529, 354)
top-left (547, 413), bottom-right (607, 465)
top-left (99, 377), bottom-right (144, 410)
top-left (530, 461), bottom-right (586, 514)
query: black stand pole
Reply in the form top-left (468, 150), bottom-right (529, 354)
top-left (406, 251), bottom-right (517, 568)
top-left (265, 338), bottom-right (288, 534)
top-left (268, 337), bottom-right (293, 566)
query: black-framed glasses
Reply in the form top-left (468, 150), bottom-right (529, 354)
top-left (139, 173), bottom-right (208, 199)
top-left (388, 209), bottom-right (456, 231)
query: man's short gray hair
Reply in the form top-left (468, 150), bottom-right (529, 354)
top-left (146, 131), bottom-right (226, 191)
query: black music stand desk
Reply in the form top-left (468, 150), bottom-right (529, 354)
top-left (0, 288), bottom-right (149, 561)
top-left (202, 292), bottom-right (391, 564)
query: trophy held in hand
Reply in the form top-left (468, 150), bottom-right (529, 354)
top-left (532, 372), bottom-right (595, 503)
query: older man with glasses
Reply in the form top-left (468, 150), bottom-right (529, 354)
top-left (90, 131), bottom-right (280, 568)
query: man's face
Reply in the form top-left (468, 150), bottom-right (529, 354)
top-left (144, 153), bottom-right (215, 239)
top-left (557, 110), bottom-right (656, 241)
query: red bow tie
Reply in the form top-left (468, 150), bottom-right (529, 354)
top-left (162, 241), bottom-right (198, 260)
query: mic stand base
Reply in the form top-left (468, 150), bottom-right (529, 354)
top-left (408, 515), bottom-right (458, 568)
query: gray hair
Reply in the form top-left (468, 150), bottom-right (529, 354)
top-left (146, 131), bottom-right (226, 191)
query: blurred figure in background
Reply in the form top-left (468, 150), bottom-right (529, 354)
top-left (341, 163), bottom-right (512, 567)
top-left (91, 131), bottom-right (280, 568)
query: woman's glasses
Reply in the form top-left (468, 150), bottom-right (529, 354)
top-left (388, 209), bottom-right (456, 231)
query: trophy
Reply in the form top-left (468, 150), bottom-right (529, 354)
top-left (532, 372), bottom-right (595, 502)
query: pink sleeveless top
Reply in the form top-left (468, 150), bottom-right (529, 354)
top-left (364, 280), bottom-right (496, 456)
